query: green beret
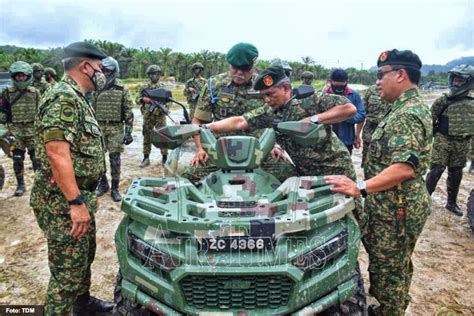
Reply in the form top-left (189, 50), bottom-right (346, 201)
top-left (377, 49), bottom-right (422, 70)
top-left (254, 65), bottom-right (288, 91)
top-left (226, 42), bottom-right (258, 67)
top-left (63, 41), bottom-right (107, 60)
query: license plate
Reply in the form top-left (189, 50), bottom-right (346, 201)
top-left (199, 237), bottom-right (274, 252)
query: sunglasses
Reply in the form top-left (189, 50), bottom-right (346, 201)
top-left (376, 68), bottom-right (404, 80)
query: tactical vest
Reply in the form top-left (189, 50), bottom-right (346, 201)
top-left (9, 87), bottom-right (37, 123)
top-left (95, 89), bottom-right (123, 122)
top-left (441, 97), bottom-right (474, 136)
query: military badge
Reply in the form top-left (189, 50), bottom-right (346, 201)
top-left (263, 75), bottom-right (273, 87)
top-left (60, 103), bottom-right (74, 122)
top-left (379, 51), bottom-right (389, 62)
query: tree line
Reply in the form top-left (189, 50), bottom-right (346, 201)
top-left (0, 40), bottom-right (447, 85)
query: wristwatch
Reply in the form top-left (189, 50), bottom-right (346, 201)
top-left (68, 194), bottom-right (85, 205)
top-left (356, 180), bottom-right (368, 198)
top-left (310, 115), bottom-right (319, 124)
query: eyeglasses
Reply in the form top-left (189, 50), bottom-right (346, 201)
top-left (376, 68), bottom-right (400, 80)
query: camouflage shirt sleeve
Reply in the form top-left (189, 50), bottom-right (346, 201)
top-left (243, 105), bottom-right (274, 131)
top-left (38, 94), bottom-right (79, 145)
top-left (0, 89), bottom-right (8, 124)
top-left (123, 87), bottom-right (135, 124)
top-left (430, 95), bottom-right (446, 123)
top-left (135, 84), bottom-right (145, 105)
top-left (387, 110), bottom-right (428, 170)
top-left (193, 79), bottom-right (213, 122)
top-left (309, 91), bottom-right (351, 115)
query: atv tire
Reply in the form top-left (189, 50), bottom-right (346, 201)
top-left (468, 189), bottom-right (474, 233)
top-left (113, 271), bottom-right (151, 316)
top-left (320, 263), bottom-right (367, 315)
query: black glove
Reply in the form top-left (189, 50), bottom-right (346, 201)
top-left (123, 131), bottom-right (133, 145)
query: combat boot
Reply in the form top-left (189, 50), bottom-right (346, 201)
top-left (445, 167), bottom-right (463, 216)
top-left (111, 179), bottom-right (122, 202)
top-left (13, 157), bottom-right (25, 197)
top-left (469, 161), bottom-right (474, 174)
top-left (426, 164), bottom-right (445, 195)
top-left (162, 154), bottom-right (168, 164)
top-left (95, 174), bottom-right (109, 197)
top-left (140, 155), bottom-right (150, 168)
top-left (73, 291), bottom-right (114, 316)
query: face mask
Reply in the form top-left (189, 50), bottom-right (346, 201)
top-left (86, 63), bottom-right (106, 91)
top-left (331, 84), bottom-right (347, 94)
top-left (149, 73), bottom-right (160, 83)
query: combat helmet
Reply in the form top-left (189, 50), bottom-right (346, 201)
top-left (102, 56), bottom-right (120, 86)
top-left (146, 65), bottom-right (162, 74)
top-left (44, 67), bottom-right (57, 77)
top-left (271, 58), bottom-right (292, 77)
top-left (192, 62), bottom-right (204, 70)
top-left (448, 64), bottom-right (474, 98)
top-left (9, 61), bottom-right (33, 90)
top-left (31, 63), bottom-right (45, 80)
top-left (301, 71), bottom-right (314, 80)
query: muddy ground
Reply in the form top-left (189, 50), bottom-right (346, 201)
top-left (0, 89), bottom-right (473, 315)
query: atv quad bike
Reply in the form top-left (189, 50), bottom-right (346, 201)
top-left (113, 87), bottom-right (366, 315)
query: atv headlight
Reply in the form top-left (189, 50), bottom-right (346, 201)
top-left (127, 232), bottom-right (181, 272)
top-left (292, 231), bottom-right (348, 272)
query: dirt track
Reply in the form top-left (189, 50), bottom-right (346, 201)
top-left (0, 90), bottom-right (473, 315)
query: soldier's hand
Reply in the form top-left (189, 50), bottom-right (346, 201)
top-left (188, 87), bottom-right (196, 93)
top-left (142, 96), bottom-right (152, 104)
top-left (123, 133), bottom-right (133, 145)
top-left (354, 135), bottom-right (361, 149)
top-left (271, 147), bottom-right (288, 162)
top-left (70, 204), bottom-right (91, 239)
top-left (191, 149), bottom-right (208, 167)
top-left (324, 175), bottom-right (359, 197)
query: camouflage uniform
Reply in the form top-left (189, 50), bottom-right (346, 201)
top-left (136, 81), bottom-right (168, 159)
top-left (183, 76), bottom-right (207, 119)
top-left (364, 88), bottom-right (432, 315)
top-left (243, 92), bottom-right (366, 231)
top-left (30, 75), bottom-right (105, 315)
top-left (189, 72), bottom-right (295, 182)
top-left (32, 79), bottom-right (51, 95)
top-left (92, 78), bottom-right (134, 199)
top-left (361, 85), bottom-right (391, 173)
top-left (425, 92), bottom-right (474, 216)
top-left (0, 84), bottom-right (41, 192)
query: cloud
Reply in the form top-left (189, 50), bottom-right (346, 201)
top-left (436, 2), bottom-right (474, 50)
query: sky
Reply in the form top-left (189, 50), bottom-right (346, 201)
top-left (0, 0), bottom-right (473, 69)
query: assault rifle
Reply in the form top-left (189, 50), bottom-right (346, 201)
top-left (186, 80), bottom-right (201, 103)
top-left (141, 88), bottom-right (191, 124)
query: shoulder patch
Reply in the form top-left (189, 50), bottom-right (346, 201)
top-left (60, 101), bottom-right (75, 123)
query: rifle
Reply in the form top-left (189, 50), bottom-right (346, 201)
top-left (142, 88), bottom-right (191, 124)
top-left (186, 80), bottom-right (201, 103)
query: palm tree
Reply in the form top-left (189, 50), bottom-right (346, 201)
top-left (157, 47), bottom-right (173, 76)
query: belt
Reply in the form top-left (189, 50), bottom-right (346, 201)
top-left (365, 121), bottom-right (378, 129)
top-left (76, 177), bottom-right (99, 192)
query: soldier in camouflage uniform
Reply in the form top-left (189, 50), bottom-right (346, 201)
top-left (183, 62), bottom-right (207, 119)
top-left (326, 50), bottom-right (432, 316)
top-left (93, 56), bottom-right (134, 202)
top-left (204, 66), bottom-right (366, 230)
top-left (190, 43), bottom-right (295, 182)
top-left (136, 64), bottom-right (168, 167)
top-left (44, 67), bottom-right (57, 84)
top-left (356, 85), bottom-right (391, 176)
top-left (301, 71), bottom-right (314, 85)
top-left (31, 63), bottom-right (51, 95)
top-left (470, 138), bottom-right (474, 174)
top-left (425, 64), bottom-right (474, 216)
top-left (29, 42), bottom-right (113, 316)
top-left (0, 61), bottom-right (41, 196)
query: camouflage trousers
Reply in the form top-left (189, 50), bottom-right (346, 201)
top-left (470, 138), bottom-right (474, 162)
top-left (32, 184), bottom-right (97, 315)
top-left (431, 133), bottom-right (471, 168)
top-left (363, 180), bottom-right (430, 315)
top-left (188, 100), bottom-right (198, 120)
top-left (10, 123), bottom-right (35, 152)
top-left (99, 122), bottom-right (125, 153)
top-left (142, 111), bottom-right (168, 157)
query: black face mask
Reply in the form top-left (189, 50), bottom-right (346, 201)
top-left (331, 84), bottom-right (347, 94)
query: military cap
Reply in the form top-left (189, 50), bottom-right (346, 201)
top-left (377, 49), bottom-right (422, 70)
top-left (254, 65), bottom-right (288, 91)
top-left (330, 69), bottom-right (348, 81)
top-left (31, 63), bottom-right (44, 72)
top-left (226, 42), bottom-right (258, 67)
top-left (63, 41), bottom-right (107, 60)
